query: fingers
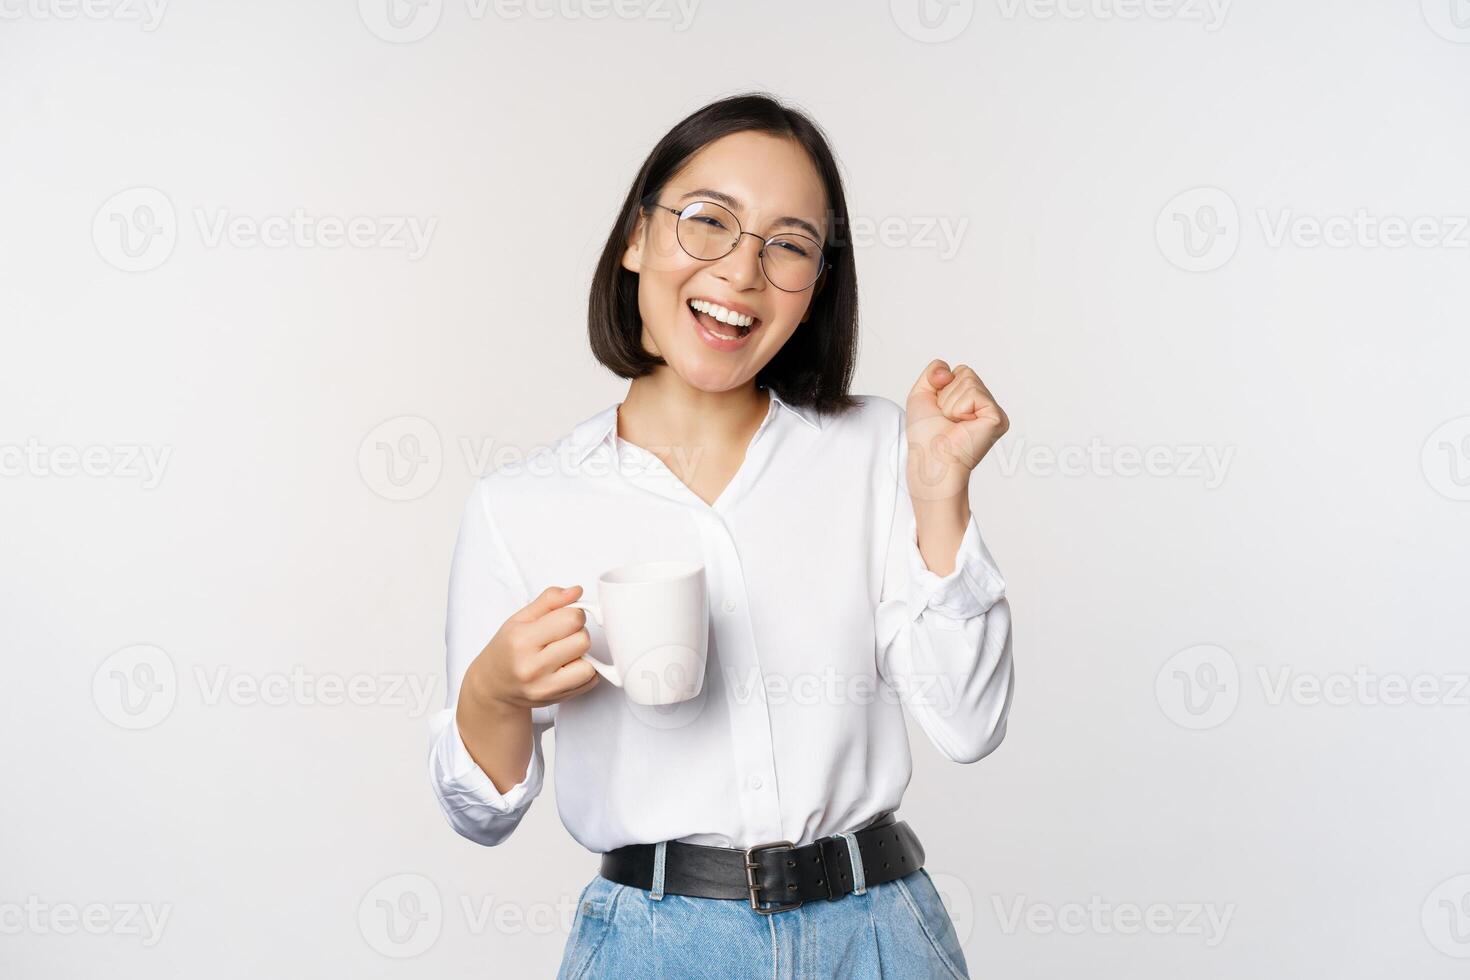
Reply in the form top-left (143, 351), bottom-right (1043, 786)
top-left (938, 368), bottom-right (984, 421)
top-left (524, 653), bottom-right (599, 704)
top-left (551, 658), bottom-right (600, 697)
top-left (515, 584), bottom-right (596, 651)
top-left (936, 364), bottom-right (1004, 424)
top-left (910, 358), bottom-right (953, 398)
top-left (511, 584), bottom-right (582, 625)
top-left (531, 625), bottom-right (594, 676)
top-left (525, 601), bottom-right (594, 649)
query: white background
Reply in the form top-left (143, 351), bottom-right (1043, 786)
top-left (3, 0), bottom-right (1469, 976)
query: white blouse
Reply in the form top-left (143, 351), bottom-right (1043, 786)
top-left (427, 388), bottom-right (1014, 853)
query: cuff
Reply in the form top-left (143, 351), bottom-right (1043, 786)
top-left (904, 509), bottom-right (1007, 622)
top-left (427, 707), bottom-right (543, 815)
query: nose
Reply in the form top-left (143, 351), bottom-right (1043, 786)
top-left (712, 232), bottom-right (766, 291)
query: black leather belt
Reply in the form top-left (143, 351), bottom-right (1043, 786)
top-left (598, 813), bottom-right (926, 914)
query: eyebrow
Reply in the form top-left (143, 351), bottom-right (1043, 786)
top-left (675, 188), bottom-right (824, 243)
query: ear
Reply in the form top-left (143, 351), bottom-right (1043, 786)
top-left (620, 210), bottom-right (649, 275)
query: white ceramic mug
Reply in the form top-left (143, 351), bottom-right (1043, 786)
top-left (568, 560), bottom-right (709, 706)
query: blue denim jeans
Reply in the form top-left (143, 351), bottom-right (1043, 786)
top-left (555, 868), bottom-right (970, 979)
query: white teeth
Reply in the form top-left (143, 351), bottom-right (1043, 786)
top-left (689, 299), bottom-right (755, 329)
top-left (703, 320), bottom-right (742, 340)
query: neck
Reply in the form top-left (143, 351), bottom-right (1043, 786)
top-left (617, 370), bottom-right (770, 454)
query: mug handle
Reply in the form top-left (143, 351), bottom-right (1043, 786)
top-left (567, 601), bottom-right (622, 687)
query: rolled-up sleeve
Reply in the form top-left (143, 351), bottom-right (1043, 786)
top-left (427, 477), bottom-right (551, 846)
top-left (427, 705), bottom-right (552, 847)
top-left (875, 412), bottom-right (1015, 764)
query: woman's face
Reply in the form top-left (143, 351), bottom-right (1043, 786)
top-left (621, 131), bottom-right (830, 393)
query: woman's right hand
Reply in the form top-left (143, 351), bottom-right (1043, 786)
top-left (461, 584), bottom-right (601, 712)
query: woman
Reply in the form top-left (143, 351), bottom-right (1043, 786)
top-left (428, 92), bottom-right (1014, 979)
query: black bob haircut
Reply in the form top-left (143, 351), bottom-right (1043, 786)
top-left (587, 92), bottom-right (862, 418)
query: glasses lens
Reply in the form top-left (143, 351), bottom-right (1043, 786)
top-left (762, 234), bottom-right (823, 291)
top-left (675, 202), bottom-right (740, 261)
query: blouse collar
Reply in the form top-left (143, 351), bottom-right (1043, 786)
top-left (568, 387), bottom-right (824, 467)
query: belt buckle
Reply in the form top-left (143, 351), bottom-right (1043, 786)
top-left (744, 840), bottom-right (803, 914)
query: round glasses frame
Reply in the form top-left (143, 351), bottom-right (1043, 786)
top-left (649, 201), bottom-right (826, 293)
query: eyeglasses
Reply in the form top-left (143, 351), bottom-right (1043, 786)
top-left (649, 200), bottom-right (826, 293)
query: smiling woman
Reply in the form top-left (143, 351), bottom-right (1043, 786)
top-left (586, 97), bottom-right (861, 410)
top-left (429, 92), bottom-right (1014, 980)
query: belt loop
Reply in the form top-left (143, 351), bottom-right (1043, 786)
top-left (838, 832), bottom-right (867, 895)
top-left (649, 841), bottom-right (668, 901)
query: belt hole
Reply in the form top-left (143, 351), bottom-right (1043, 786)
top-left (786, 860), bottom-right (796, 868)
top-left (813, 855), bottom-right (821, 863)
top-left (878, 840), bottom-right (885, 847)
top-left (787, 883), bottom-right (798, 891)
top-left (883, 862), bottom-right (890, 869)
top-left (816, 879), bottom-right (823, 886)
top-left (901, 856), bottom-right (907, 862)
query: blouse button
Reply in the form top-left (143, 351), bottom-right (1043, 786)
top-left (748, 775), bottom-right (764, 790)
top-left (722, 598), bottom-right (738, 613)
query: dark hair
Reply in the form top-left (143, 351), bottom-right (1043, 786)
top-left (588, 92), bottom-right (861, 417)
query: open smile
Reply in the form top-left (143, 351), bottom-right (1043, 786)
top-left (687, 297), bottom-right (762, 351)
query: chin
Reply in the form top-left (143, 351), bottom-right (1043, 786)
top-left (674, 363), bottom-right (750, 393)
